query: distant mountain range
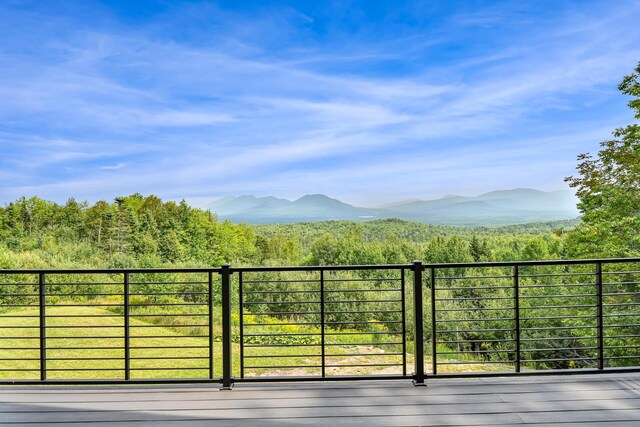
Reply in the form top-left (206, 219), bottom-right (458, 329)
top-left (208, 189), bottom-right (580, 226)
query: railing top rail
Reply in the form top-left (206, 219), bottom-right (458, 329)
top-left (419, 257), bottom-right (640, 269)
top-left (1, 257), bottom-right (640, 274)
top-left (0, 267), bottom-right (222, 274)
top-left (234, 257), bottom-right (640, 272)
top-left (233, 264), bottom-right (412, 273)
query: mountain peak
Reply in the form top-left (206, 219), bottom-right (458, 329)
top-left (296, 194), bottom-right (333, 201)
top-left (477, 188), bottom-right (556, 199)
top-left (294, 194), bottom-right (352, 207)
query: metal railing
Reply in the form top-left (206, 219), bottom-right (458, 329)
top-left (236, 265), bottom-right (408, 385)
top-left (0, 258), bottom-right (639, 387)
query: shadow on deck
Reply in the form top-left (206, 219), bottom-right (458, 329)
top-left (2, 373), bottom-right (640, 426)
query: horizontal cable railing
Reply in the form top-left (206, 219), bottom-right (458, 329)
top-left (0, 257), bottom-right (639, 386)
top-left (237, 266), bottom-right (408, 383)
top-left (0, 270), bottom-right (219, 384)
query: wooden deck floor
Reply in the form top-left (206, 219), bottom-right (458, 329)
top-left (2, 374), bottom-right (640, 426)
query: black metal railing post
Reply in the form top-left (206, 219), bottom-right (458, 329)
top-left (238, 271), bottom-right (244, 379)
top-left (430, 267), bottom-right (437, 376)
top-left (412, 260), bottom-right (426, 386)
top-left (38, 272), bottom-right (46, 381)
top-left (596, 262), bottom-right (604, 370)
top-left (220, 264), bottom-right (233, 389)
top-left (320, 270), bottom-right (326, 378)
top-left (401, 268), bottom-right (407, 377)
top-left (208, 271), bottom-right (215, 380)
top-left (124, 272), bottom-right (130, 380)
top-left (514, 265), bottom-right (521, 373)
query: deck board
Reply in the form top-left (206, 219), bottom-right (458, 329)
top-left (1, 374), bottom-right (640, 425)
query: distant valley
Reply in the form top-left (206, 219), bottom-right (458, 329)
top-left (208, 189), bottom-right (579, 226)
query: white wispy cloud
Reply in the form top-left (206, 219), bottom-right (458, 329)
top-left (100, 162), bottom-right (126, 170)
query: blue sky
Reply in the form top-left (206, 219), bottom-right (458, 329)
top-left (1, 0), bottom-right (639, 207)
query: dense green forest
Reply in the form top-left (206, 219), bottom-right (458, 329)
top-left (0, 194), bottom-right (578, 270)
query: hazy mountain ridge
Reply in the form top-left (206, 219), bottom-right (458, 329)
top-left (208, 189), bottom-right (579, 226)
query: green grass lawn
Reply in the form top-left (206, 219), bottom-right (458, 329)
top-left (0, 305), bottom-right (218, 380)
top-left (0, 304), bottom-right (409, 380)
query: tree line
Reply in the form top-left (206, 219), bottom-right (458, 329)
top-left (0, 193), bottom-right (577, 270)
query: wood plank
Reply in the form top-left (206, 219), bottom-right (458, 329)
top-left (0, 413), bottom-right (527, 426)
top-left (0, 393), bottom-right (506, 409)
top-left (1, 394), bottom-right (640, 413)
top-left (524, 423), bottom-right (640, 427)
top-left (518, 408), bottom-right (640, 423)
top-left (0, 410), bottom-right (528, 425)
top-left (2, 398), bottom-right (640, 422)
top-left (0, 385), bottom-right (635, 406)
top-left (0, 379), bottom-right (632, 400)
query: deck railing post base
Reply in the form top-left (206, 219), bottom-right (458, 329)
top-left (220, 381), bottom-right (234, 391)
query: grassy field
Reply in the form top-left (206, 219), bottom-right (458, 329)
top-left (0, 304), bottom-right (414, 380)
top-left (1, 305), bottom-right (216, 380)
